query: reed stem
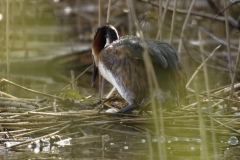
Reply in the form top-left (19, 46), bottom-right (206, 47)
top-left (177, 0), bottom-right (196, 54)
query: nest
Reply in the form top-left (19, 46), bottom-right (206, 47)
top-left (0, 78), bottom-right (240, 159)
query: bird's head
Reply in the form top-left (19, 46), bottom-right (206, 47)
top-left (92, 25), bottom-right (119, 65)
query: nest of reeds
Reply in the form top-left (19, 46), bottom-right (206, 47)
top-left (0, 77), bottom-right (240, 157)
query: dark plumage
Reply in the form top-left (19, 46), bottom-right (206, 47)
top-left (92, 25), bottom-right (186, 113)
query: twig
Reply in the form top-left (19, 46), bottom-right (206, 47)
top-left (139, 0), bottom-right (240, 29)
top-left (199, 27), bottom-right (238, 51)
top-left (215, 0), bottom-right (240, 18)
top-left (61, 64), bottom-right (93, 91)
top-left (206, 0), bottom-right (222, 16)
top-left (1, 78), bottom-right (63, 100)
top-left (106, 87), bottom-right (116, 98)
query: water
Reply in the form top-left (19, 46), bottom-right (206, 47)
top-left (228, 136), bottom-right (239, 146)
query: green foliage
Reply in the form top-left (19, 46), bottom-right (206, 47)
top-left (144, 11), bottom-right (157, 19)
top-left (58, 89), bottom-right (90, 102)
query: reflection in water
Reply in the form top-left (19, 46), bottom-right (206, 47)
top-left (2, 132), bottom-right (237, 159)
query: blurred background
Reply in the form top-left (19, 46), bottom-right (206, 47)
top-left (0, 0), bottom-right (239, 98)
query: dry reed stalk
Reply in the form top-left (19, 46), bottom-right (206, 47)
top-left (198, 30), bottom-right (217, 158)
top-left (215, 118), bottom-right (239, 129)
top-left (0, 112), bottom-right (30, 116)
top-left (224, 0), bottom-right (233, 86)
top-left (0, 97), bottom-right (41, 109)
top-left (230, 35), bottom-right (240, 94)
top-left (8, 123), bottom-right (71, 148)
top-left (161, 0), bottom-right (170, 25)
top-left (27, 111), bottom-right (99, 117)
top-left (156, 0), bottom-right (162, 40)
top-left (106, 0), bottom-right (111, 24)
top-left (0, 106), bottom-right (28, 110)
top-left (106, 87), bottom-right (116, 98)
top-left (70, 70), bottom-right (75, 90)
top-left (22, 116), bottom-right (56, 122)
top-left (206, 114), bottom-right (240, 135)
top-left (183, 101), bottom-right (200, 110)
top-left (0, 91), bottom-right (16, 98)
top-left (169, 0), bottom-right (177, 45)
top-left (0, 129), bottom-right (32, 134)
top-left (177, 0), bottom-right (196, 54)
top-left (127, 3), bottom-right (133, 34)
top-left (198, 30), bottom-right (210, 99)
top-left (1, 79), bottom-right (63, 100)
top-left (126, 0), bottom-right (166, 158)
top-left (199, 27), bottom-right (238, 51)
top-left (102, 134), bottom-right (105, 159)
top-left (1, 121), bottom-right (67, 127)
top-left (61, 64), bottom-right (93, 91)
top-left (97, 0), bottom-right (104, 99)
top-left (0, 119), bottom-right (22, 123)
top-left (100, 76), bottom-right (105, 99)
top-left (146, 133), bottom-right (153, 160)
top-left (98, 0), bottom-right (102, 27)
top-left (9, 106), bottom-right (53, 118)
top-left (186, 45), bottom-right (221, 88)
top-left (195, 84), bottom-right (209, 160)
top-left (13, 121), bottom-right (71, 138)
top-left (210, 99), bottom-right (224, 109)
top-left (213, 83), bottom-right (240, 96)
top-left (5, 0), bottom-right (10, 93)
top-left (0, 100), bottom-right (36, 109)
top-left (0, 96), bottom-right (39, 102)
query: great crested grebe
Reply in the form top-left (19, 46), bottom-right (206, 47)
top-left (92, 25), bottom-right (186, 113)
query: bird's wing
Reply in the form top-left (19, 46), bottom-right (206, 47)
top-left (114, 36), bottom-right (179, 69)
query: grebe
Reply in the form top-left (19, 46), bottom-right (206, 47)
top-left (92, 25), bottom-right (186, 113)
